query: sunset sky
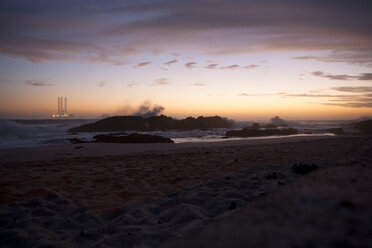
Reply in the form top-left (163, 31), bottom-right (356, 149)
top-left (0, 0), bottom-right (371, 120)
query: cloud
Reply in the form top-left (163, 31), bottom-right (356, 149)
top-left (190, 82), bottom-right (205, 86)
top-left (293, 49), bottom-right (372, 68)
top-left (163, 59), bottom-right (178, 66)
top-left (206, 63), bottom-right (219, 69)
top-left (25, 80), bottom-right (53, 87)
top-left (0, 0), bottom-right (371, 66)
top-left (245, 64), bottom-right (259, 69)
top-left (0, 79), bottom-right (8, 84)
top-left (238, 93), bottom-right (260, 96)
top-left (134, 61), bottom-right (152, 68)
top-left (312, 71), bottom-right (372, 81)
top-left (1, 34), bottom-right (135, 65)
top-left (324, 102), bottom-right (372, 108)
top-left (281, 93), bottom-right (343, 98)
top-left (97, 81), bottom-right (107, 87)
top-left (127, 83), bottom-right (139, 88)
top-left (280, 89), bottom-right (372, 108)
top-left (358, 73), bottom-right (372, 81)
top-left (238, 92), bottom-right (283, 97)
top-left (151, 48), bottom-right (163, 56)
top-left (293, 56), bottom-right (318, 60)
top-left (332, 87), bottom-right (372, 93)
top-left (220, 64), bottom-right (240, 70)
top-left (220, 64), bottom-right (259, 70)
top-left (238, 89), bottom-right (372, 108)
top-left (312, 71), bottom-right (354, 80)
top-left (238, 92), bottom-right (337, 98)
top-left (151, 77), bottom-right (171, 86)
top-left (185, 62), bottom-right (197, 69)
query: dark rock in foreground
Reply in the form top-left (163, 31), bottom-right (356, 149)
top-left (93, 133), bottom-right (174, 143)
top-left (291, 163), bottom-right (319, 175)
top-left (69, 138), bottom-right (87, 144)
top-left (69, 115), bottom-right (231, 133)
top-left (226, 123), bottom-right (298, 137)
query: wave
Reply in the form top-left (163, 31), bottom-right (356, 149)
top-left (0, 119), bottom-right (89, 149)
top-left (0, 120), bottom-right (40, 136)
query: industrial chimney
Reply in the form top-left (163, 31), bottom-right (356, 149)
top-left (52, 96), bottom-right (72, 118)
top-left (57, 97), bottom-right (60, 115)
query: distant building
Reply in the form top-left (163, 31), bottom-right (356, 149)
top-left (52, 97), bottom-right (73, 118)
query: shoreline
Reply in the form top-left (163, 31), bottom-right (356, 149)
top-left (0, 134), bottom-right (339, 163)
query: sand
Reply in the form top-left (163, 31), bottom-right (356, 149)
top-left (1, 135), bottom-right (371, 247)
top-left (174, 140), bottom-right (372, 248)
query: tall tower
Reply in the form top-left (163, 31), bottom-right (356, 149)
top-left (64, 97), bottom-right (67, 114)
top-left (57, 97), bottom-right (60, 115)
top-left (59, 97), bottom-right (62, 115)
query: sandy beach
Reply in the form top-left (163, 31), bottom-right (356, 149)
top-left (1, 135), bottom-right (372, 247)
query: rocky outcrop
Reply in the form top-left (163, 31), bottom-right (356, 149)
top-left (93, 133), bottom-right (174, 143)
top-left (250, 123), bottom-right (261, 130)
top-left (69, 116), bottom-right (147, 132)
top-left (263, 124), bottom-right (277, 129)
top-left (69, 115), bottom-right (232, 133)
top-left (226, 123), bottom-right (298, 137)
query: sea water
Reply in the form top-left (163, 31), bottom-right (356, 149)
top-left (0, 119), bottom-right (345, 149)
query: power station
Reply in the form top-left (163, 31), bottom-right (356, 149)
top-left (52, 97), bottom-right (73, 118)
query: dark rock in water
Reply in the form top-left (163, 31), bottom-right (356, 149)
top-left (93, 134), bottom-right (115, 142)
top-left (93, 133), bottom-right (174, 143)
top-left (69, 114), bottom-right (232, 133)
top-left (228, 201), bottom-right (237, 210)
top-left (70, 116), bottom-right (147, 133)
top-left (291, 163), bottom-right (319, 175)
top-left (351, 119), bottom-right (372, 134)
top-left (239, 122), bottom-right (261, 130)
top-left (250, 123), bottom-right (260, 130)
top-left (226, 127), bottom-right (298, 137)
top-left (326, 128), bottom-right (344, 135)
top-left (263, 124), bottom-right (277, 129)
top-left (69, 138), bottom-right (87, 144)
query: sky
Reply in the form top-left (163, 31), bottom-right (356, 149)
top-left (0, 0), bottom-right (372, 120)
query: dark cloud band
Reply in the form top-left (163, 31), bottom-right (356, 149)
top-left (0, 0), bottom-right (371, 65)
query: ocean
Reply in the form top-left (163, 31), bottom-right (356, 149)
top-left (0, 118), bottom-right (346, 149)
